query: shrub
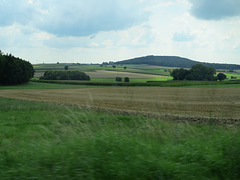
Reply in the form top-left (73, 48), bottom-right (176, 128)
top-left (217, 73), bottom-right (227, 81)
top-left (64, 66), bottom-right (69, 70)
top-left (124, 77), bottom-right (130, 82)
top-left (116, 77), bottom-right (122, 82)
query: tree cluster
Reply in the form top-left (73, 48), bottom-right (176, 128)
top-left (40, 71), bottom-right (90, 81)
top-left (116, 77), bottom-right (130, 82)
top-left (171, 64), bottom-right (216, 81)
top-left (0, 52), bottom-right (34, 85)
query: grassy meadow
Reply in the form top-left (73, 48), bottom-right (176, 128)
top-left (33, 63), bottom-right (172, 83)
top-left (0, 97), bottom-right (240, 179)
top-left (1, 64), bottom-right (240, 179)
top-left (33, 63), bottom-right (240, 83)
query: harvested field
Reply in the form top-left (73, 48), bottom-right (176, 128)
top-left (34, 70), bottom-right (166, 79)
top-left (1, 87), bottom-right (239, 123)
top-left (86, 70), bottom-right (166, 79)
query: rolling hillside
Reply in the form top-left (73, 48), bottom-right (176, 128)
top-left (115, 55), bottom-right (240, 69)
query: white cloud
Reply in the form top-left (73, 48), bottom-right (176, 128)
top-left (0, 0), bottom-right (150, 37)
top-left (0, 0), bottom-right (239, 64)
top-left (173, 31), bottom-right (195, 42)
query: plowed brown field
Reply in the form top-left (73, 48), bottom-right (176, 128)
top-left (1, 87), bottom-right (240, 121)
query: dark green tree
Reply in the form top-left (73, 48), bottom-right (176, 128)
top-left (171, 64), bottom-right (216, 81)
top-left (185, 64), bottom-right (216, 81)
top-left (0, 52), bottom-right (34, 85)
top-left (170, 68), bottom-right (189, 80)
top-left (124, 77), bottom-right (130, 82)
top-left (64, 66), bottom-right (69, 70)
top-left (116, 77), bottom-right (122, 82)
top-left (217, 73), bottom-right (227, 81)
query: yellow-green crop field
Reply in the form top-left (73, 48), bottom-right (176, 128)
top-left (1, 80), bottom-right (240, 179)
top-left (1, 64), bottom-right (240, 179)
top-left (1, 86), bottom-right (239, 122)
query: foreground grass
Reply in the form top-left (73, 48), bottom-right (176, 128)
top-left (1, 98), bottom-right (240, 179)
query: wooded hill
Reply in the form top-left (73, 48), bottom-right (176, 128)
top-left (115, 55), bottom-right (240, 70)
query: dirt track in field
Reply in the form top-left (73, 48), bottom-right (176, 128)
top-left (1, 87), bottom-right (240, 122)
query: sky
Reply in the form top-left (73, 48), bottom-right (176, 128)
top-left (0, 0), bottom-right (240, 64)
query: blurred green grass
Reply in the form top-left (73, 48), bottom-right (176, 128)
top-left (0, 97), bottom-right (240, 179)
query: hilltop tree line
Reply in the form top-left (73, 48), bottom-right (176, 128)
top-left (115, 55), bottom-right (240, 70)
top-left (171, 64), bottom-right (226, 81)
top-left (40, 71), bottom-right (90, 81)
top-left (0, 51), bottom-right (34, 85)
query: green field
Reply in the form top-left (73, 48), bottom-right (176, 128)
top-left (225, 73), bottom-right (240, 79)
top-left (33, 64), bottom-right (171, 76)
top-left (34, 63), bottom-right (240, 84)
top-left (91, 76), bottom-right (173, 82)
top-left (1, 97), bottom-right (240, 179)
top-left (1, 64), bottom-right (240, 179)
top-left (33, 63), bottom-right (172, 83)
top-left (30, 79), bottom-right (240, 89)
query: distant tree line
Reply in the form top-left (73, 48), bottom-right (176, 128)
top-left (40, 71), bottom-right (90, 81)
top-left (0, 51), bottom-right (34, 85)
top-left (171, 64), bottom-right (227, 81)
top-left (115, 55), bottom-right (240, 70)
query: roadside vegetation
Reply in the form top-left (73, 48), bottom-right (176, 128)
top-left (0, 97), bottom-right (240, 179)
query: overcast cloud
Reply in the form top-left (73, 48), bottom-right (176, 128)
top-left (190, 0), bottom-right (240, 20)
top-left (0, 0), bottom-right (239, 64)
top-left (0, 0), bottom-right (149, 37)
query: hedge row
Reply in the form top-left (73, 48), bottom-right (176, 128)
top-left (40, 71), bottom-right (90, 81)
top-left (31, 79), bottom-right (240, 87)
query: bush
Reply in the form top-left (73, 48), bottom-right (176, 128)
top-left (0, 52), bottom-right (34, 85)
top-left (217, 73), bottom-right (227, 81)
top-left (124, 77), bottom-right (130, 82)
top-left (40, 71), bottom-right (90, 81)
top-left (116, 77), bottom-right (122, 82)
top-left (64, 66), bottom-right (69, 70)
